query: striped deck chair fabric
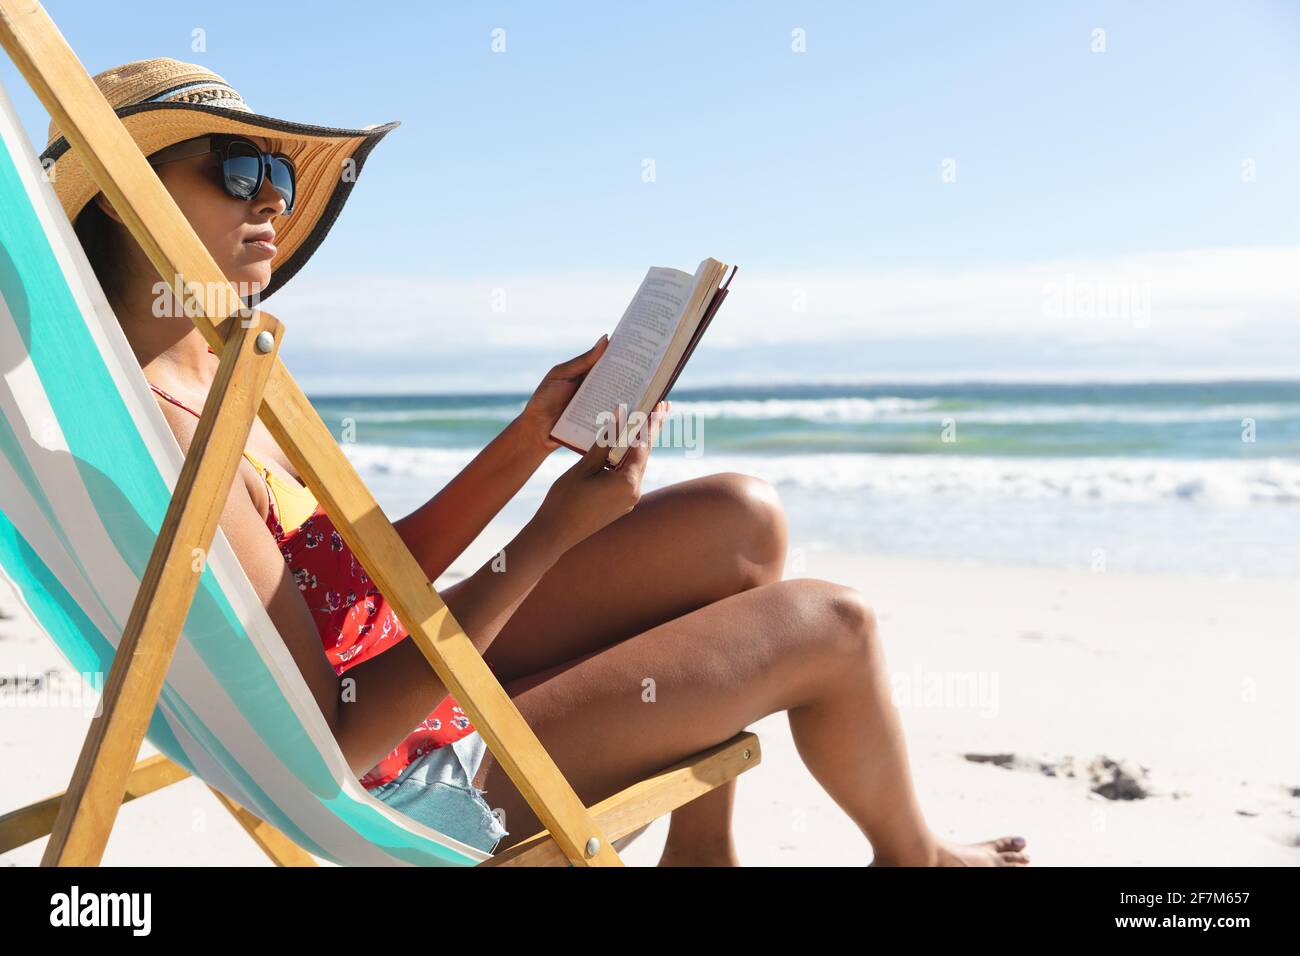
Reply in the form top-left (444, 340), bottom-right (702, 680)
top-left (0, 76), bottom-right (488, 866)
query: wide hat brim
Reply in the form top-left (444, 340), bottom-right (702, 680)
top-left (39, 101), bottom-right (399, 302)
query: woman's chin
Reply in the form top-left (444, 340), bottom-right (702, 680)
top-left (225, 264), bottom-right (272, 300)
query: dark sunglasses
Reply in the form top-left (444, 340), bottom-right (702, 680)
top-left (148, 134), bottom-right (296, 216)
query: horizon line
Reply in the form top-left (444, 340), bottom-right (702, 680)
top-left (300, 369), bottom-right (1300, 400)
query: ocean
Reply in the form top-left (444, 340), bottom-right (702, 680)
top-left (310, 380), bottom-right (1300, 579)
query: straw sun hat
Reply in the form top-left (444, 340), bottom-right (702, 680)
top-left (39, 57), bottom-right (399, 301)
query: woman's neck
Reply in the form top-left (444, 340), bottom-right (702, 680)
top-left (111, 279), bottom-right (213, 385)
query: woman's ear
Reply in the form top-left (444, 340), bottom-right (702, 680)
top-left (93, 192), bottom-right (124, 225)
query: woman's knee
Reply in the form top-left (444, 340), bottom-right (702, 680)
top-left (830, 585), bottom-right (879, 656)
top-left (693, 471), bottom-right (789, 585)
top-left (786, 578), bottom-right (879, 661)
top-left (749, 578), bottom-right (880, 708)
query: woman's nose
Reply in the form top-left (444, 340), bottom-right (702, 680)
top-left (253, 168), bottom-right (287, 217)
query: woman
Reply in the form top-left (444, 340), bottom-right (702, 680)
top-left (45, 58), bottom-right (1028, 866)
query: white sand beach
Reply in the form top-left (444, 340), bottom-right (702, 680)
top-left (1, 516), bottom-right (1297, 867)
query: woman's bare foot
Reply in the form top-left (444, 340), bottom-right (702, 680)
top-left (934, 835), bottom-right (1030, 866)
top-left (870, 834), bottom-right (1030, 866)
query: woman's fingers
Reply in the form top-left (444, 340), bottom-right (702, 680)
top-left (552, 334), bottom-right (610, 379)
top-left (642, 400), bottom-right (668, 447)
top-left (577, 405), bottom-right (622, 473)
top-left (617, 401), bottom-right (668, 480)
top-left (578, 433), bottom-right (612, 472)
top-left (575, 400), bottom-right (668, 479)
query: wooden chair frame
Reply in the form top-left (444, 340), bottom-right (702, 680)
top-left (0, 0), bottom-right (759, 867)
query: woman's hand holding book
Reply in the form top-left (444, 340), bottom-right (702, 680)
top-left (533, 401), bottom-right (669, 553)
top-left (516, 334), bottom-right (611, 454)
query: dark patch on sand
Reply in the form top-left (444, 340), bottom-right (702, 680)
top-left (963, 751), bottom-right (1165, 800)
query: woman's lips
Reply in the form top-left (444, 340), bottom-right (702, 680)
top-left (244, 238), bottom-right (277, 257)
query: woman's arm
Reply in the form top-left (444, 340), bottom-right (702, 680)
top-left (335, 511), bottom-right (573, 776)
top-left (156, 395), bottom-right (559, 777)
top-left (335, 406), bottom-right (663, 778)
top-left (162, 379), bottom-right (657, 781)
top-left (156, 402), bottom-right (347, 738)
top-left (392, 336), bottom-right (610, 582)
top-left (392, 415), bottom-right (550, 583)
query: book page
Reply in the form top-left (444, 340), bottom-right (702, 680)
top-left (550, 267), bottom-right (694, 450)
top-left (633, 260), bottom-right (724, 412)
top-left (604, 258), bottom-right (727, 464)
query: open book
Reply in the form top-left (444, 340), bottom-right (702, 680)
top-left (550, 257), bottom-right (737, 468)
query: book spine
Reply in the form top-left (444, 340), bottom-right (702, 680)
top-left (652, 284), bottom-right (730, 407)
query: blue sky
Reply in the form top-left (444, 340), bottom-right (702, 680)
top-left (3, 1), bottom-right (1298, 392)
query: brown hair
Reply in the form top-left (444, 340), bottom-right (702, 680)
top-left (73, 197), bottom-right (127, 304)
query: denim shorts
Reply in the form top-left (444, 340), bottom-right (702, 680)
top-left (366, 731), bottom-right (509, 855)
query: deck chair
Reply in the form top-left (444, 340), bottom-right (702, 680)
top-left (0, 0), bottom-right (759, 867)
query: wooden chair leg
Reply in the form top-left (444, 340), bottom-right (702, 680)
top-left (481, 731), bottom-right (761, 867)
top-left (2, 752), bottom-right (309, 865)
top-left (206, 787), bottom-right (318, 867)
top-left (0, 754), bottom-right (189, 855)
top-left (612, 823), bottom-right (652, 853)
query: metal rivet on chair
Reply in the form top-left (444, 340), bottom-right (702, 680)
top-left (585, 837), bottom-right (600, 857)
top-left (254, 330), bottom-right (275, 354)
top-left (743, 748), bottom-right (752, 760)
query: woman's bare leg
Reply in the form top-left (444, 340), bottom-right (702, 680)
top-left (472, 578), bottom-right (1029, 866)
top-left (482, 472), bottom-right (788, 681)
top-left (480, 471), bottom-right (787, 863)
top-left (657, 779), bottom-right (740, 866)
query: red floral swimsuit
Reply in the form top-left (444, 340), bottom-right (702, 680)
top-left (149, 375), bottom-right (478, 790)
top-left (268, 504), bottom-right (478, 789)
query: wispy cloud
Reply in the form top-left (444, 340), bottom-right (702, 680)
top-left (272, 247), bottom-right (1300, 394)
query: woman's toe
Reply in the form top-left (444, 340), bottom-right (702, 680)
top-left (998, 851), bottom-right (1030, 865)
top-left (987, 835), bottom-right (1026, 852)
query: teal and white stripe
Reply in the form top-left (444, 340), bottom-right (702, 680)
top-left (0, 78), bottom-right (485, 866)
